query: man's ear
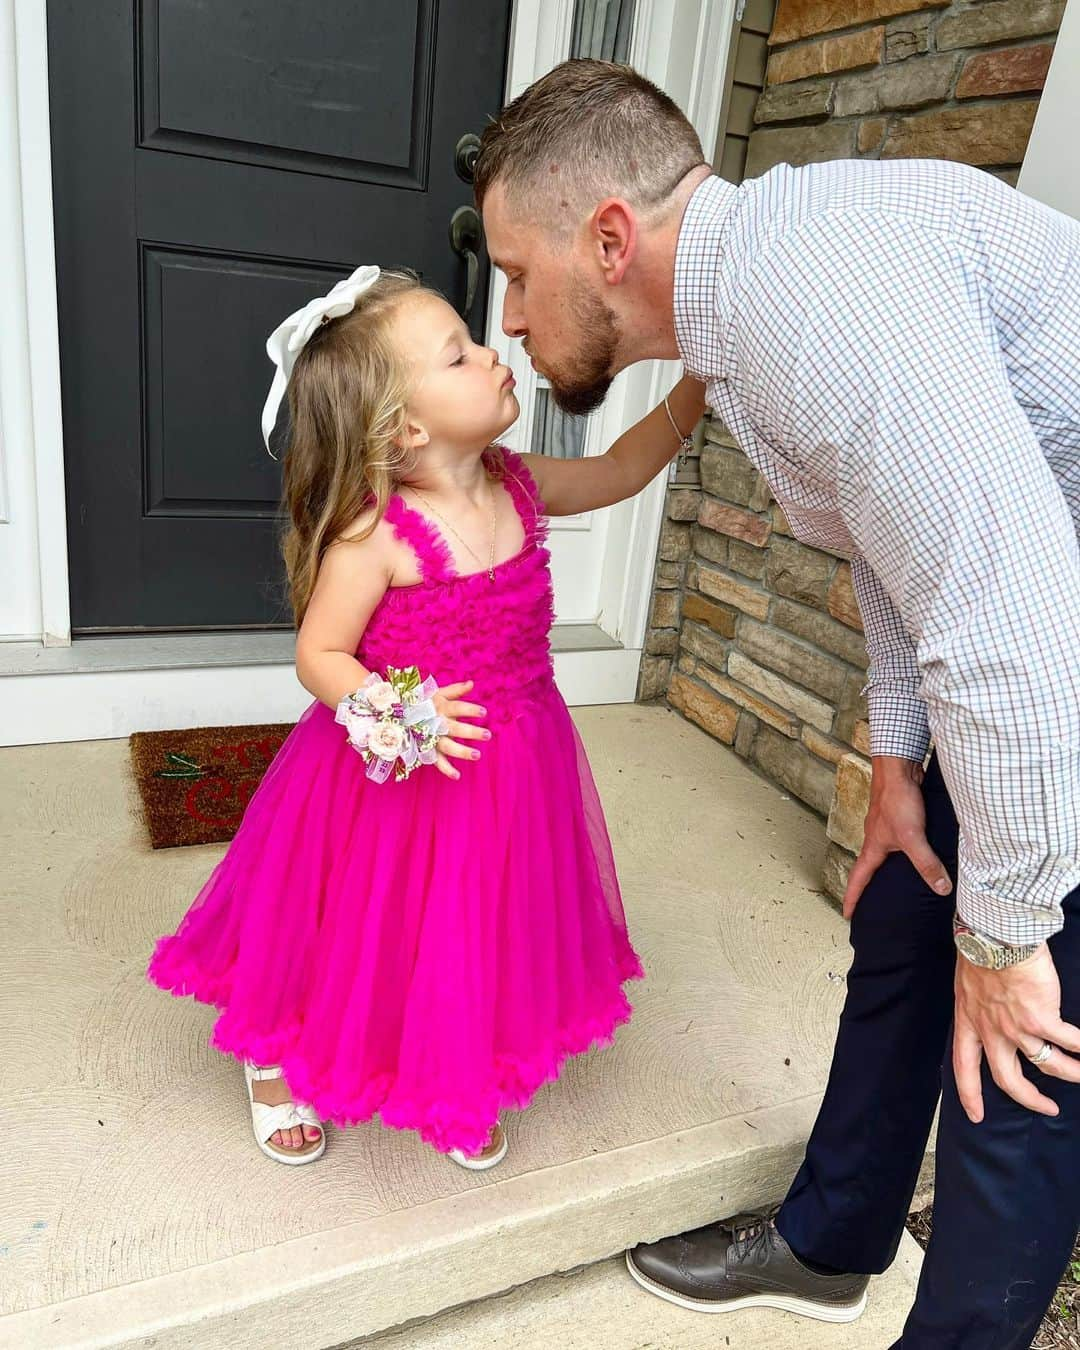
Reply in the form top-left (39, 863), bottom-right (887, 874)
top-left (591, 198), bottom-right (637, 285)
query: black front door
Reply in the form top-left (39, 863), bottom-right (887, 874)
top-left (49, 1), bottom-right (511, 632)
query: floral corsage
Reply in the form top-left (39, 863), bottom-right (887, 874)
top-left (335, 666), bottom-right (448, 783)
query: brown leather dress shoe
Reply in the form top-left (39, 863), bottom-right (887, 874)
top-left (626, 1211), bottom-right (869, 1322)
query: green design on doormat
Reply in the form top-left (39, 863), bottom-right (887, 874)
top-left (155, 752), bottom-right (206, 781)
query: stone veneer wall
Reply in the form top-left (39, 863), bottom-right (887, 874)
top-left (747, 0), bottom-right (1063, 183)
top-left (639, 424), bottom-right (873, 902)
top-left (639, 0), bottom-right (1064, 902)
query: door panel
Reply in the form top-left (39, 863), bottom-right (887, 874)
top-left (50, 0), bottom-right (510, 631)
top-left (142, 2), bottom-right (433, 182)
top-left (141, 250), bottom-right (345, 519)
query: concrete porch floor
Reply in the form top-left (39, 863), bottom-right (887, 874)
top-left (0, 705), bottom-right (921, 1348)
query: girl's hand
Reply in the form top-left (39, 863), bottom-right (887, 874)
top-left (521, 374), bottom-right (709, 517)
top-left (432, 680), bottom-right (490, 780)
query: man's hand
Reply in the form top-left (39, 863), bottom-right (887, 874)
top-left (843, 755), bottom-right (953, 919)
top-left (954, 945), bottom-right (1080, 1121)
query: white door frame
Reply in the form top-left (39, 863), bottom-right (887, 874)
top-left (0, 0), bottom-right (737, 743)
top-left (1, 0), bottom-right (69, 647)
top-left (487, 0), bottom-right (737, 651)
top-left (1017, 0), bottom-right (1080, 221)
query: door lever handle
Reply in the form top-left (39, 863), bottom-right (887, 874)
top-left (449, 205), bottom-right (482, 321)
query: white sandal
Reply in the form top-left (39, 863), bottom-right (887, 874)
top-left (449, 1122), bottom-right (507, 1171)
top-left (243, 1062), bottom-right (326, 1165)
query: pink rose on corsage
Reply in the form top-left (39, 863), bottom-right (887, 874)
top-left (335, 665), bottom-right (449, 783)
top-left (364, 678), bottom-right (397, 714)
top-left (368, 721), bottom-right (406, 760)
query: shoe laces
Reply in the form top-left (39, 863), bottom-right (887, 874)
top-left (726, 1206), bottom-right (781, 1265)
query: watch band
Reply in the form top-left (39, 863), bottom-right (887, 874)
top-left (953, 919), bottom-right (1040, 970)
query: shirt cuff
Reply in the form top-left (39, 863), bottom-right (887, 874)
top-left (956, 879), bottom-right (1063, 947)
top-left (864, 686), bottom-right (931, 763)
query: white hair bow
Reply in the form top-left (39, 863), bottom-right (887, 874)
top-left (261, 264), bottom-right (381, 457)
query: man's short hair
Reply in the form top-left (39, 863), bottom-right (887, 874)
top-left (474, 59), bottom-right (705, 227)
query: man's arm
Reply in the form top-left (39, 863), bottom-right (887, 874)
top-left (737, 212), bottom-right (1080, 945)
top-left (850, 558), bottom-right (929, 763)
top-left (734, 212), bottom-right (1080, 1119)
top-left (844, 558), bottom-right (952, 915)
top-left (840, 275), bottom-right (1079, 947)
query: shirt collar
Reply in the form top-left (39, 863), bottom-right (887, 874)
top-left (673, 174), bottom-right (742, 381)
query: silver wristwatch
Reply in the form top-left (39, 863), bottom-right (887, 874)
top-left (953, 919), bottom-right (1040, 970)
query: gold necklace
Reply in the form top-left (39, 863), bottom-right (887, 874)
top-left (407, 480), bottom-right (498, 582)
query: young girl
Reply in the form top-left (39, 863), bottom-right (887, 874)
top-left (147, 265), bottom-right (706, 1168)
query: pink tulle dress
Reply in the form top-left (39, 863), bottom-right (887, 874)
top-left (147, 450), bottom-right (643, 1155)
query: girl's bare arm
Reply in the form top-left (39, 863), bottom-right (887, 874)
top-left (294, 527), bottom-right (487, 779)
top-left (522, 375), bottom-right (707, 517)
top-left (294, 532), bottom-right (392, 709)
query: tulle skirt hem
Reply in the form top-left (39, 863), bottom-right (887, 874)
top-left (149, 943), bottom-right (643, 1155)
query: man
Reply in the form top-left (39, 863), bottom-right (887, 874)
top-left (475, 59), bottom-right (1080, 1347)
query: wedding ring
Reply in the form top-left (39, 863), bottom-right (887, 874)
top-left (1027, 1041), bottom-right (1054, 1066)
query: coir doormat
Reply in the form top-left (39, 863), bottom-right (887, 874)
top-left (130, 723), bottom-right (293, 849)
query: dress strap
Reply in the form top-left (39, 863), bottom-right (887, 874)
top-left (383, 493), bottom-right (456, 584)
top-left (490, 446), bottom-right (549, 550)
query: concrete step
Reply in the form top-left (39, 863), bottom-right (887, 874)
top-left (350, 1234), bottom-right (925, 1350)
top-left (0, 707), bottom-right (929, 1350)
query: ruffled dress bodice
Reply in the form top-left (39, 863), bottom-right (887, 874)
top-left (360, 453), bottom-right (555, 721)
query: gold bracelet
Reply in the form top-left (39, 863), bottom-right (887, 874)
top-left (664, 395), bottom-right (694, 467)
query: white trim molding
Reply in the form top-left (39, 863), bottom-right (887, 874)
top-left (1017, 0), bottom-right (1080, 222)
top-left (0, 648), bottom-right (643, 746)
top-left (0, 0), bottom-right (69, 646)
top-left (604, 0), bottom-right (739, 649)
top-left (0, 0), bottom-right (41, 636)
top-left (485, 0), bottom-right (739, 651)
top-left (15, 0), bottom-right (69, 645)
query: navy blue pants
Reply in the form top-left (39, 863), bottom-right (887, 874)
top-left (775, 755), bottom-right (1080, 1348)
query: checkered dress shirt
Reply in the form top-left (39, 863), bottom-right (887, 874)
top-left (673, 161), bottom-right (1080, 945)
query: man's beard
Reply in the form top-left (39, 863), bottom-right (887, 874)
top-left (545, 284), bottom-right (620, 417)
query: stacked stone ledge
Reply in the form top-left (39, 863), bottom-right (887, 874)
top-left (640, 420), bottom-right (875, 903)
